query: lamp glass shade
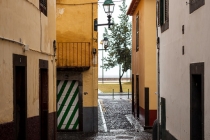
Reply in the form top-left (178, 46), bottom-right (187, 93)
top-left (103, 37), bottom-right (108, 46)
top-left (103, 40), bottom-right (108, 46)
top-left (103, 0), bottom-right (115, 14)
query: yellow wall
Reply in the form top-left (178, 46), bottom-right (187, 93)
top-left (0, 0), bottom-right (56, 123)
top-left (131, 0), bottom-right (157, 110)
top-left (56, 0), bottom-right (98, 107)
top-left (144, 0), bottom-right (157, 110)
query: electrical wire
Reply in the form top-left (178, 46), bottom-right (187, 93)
top-left (56, 0), bottom-right (124, 5)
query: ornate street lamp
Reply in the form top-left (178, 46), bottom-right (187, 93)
top-left (98, 37), bottom-right (109, 83)
top-left (103, 0), bottom-right (115, 13)
top-left (98, 37), bottom-right (108, 51)
top-left (103, 0), bottom-right (115, 28)
top-left (102, 37), bottom-right (108, 50)
top-left (94, 0), bottom-right (115, 31)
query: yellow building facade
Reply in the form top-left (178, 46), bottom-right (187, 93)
top-left (127, 0), bottom-right (157, 128)
top-left (0, 0), bottom-right (56, 139)
top-left (56, 0), bottom-right (98, 132)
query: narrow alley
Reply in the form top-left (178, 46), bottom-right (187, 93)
top-left (57, 94), bottom-right (152, 140)
top-left (2, 0), bottom-right (209, 139)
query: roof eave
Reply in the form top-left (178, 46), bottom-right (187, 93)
top-left (127, 0), bottom-right (140, 16)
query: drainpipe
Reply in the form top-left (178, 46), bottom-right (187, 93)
top-left (91, 3), bottom-right (96, 132)
top-left (53, 40), bottom-right (57, 140)
top-left (157, 40), bottom-right (160, 140)
top-left (156, 0), bottom-right (160, 139)
top-left (40, 12), bottom-right (42, 52)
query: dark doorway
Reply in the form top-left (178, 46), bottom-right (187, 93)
top-left (39, 60), bottom-right (48, 140)
top-left (190, 63), bottom-right (204, 140)
top-left (136, 75), bottom-right (139, 118)
top-left (13, 54), bottom-right (27, 140)
top-left (145, 87), bottom-right (149, 126)
top-left (132, 74), bottom-right (134, 116)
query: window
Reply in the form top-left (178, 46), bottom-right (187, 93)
top-left (158, 0), bottom-right (169, 32)
top-left (190, 0), bottom-right (205, 13)
top-left (40, 0), bottom-right (47, 16)
top-left (136, 13), bottom-right (139, 52)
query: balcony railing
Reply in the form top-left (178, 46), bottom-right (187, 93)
top-left (57, 42), bottom-right (91, 69)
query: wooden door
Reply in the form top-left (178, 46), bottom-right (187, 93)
top-left (40, 69), bottom-right (48, 140)
top-left (190, 63), bottom-right (204, 140)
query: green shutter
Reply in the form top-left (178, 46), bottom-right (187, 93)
top-left (160, 0), bottom-right (164, 25)
top-left (165, 0), bottom-right (169, 22)
top-left (136, 13), bottom-right (139, 51)
top-left (157, 1), bottom-right (160, 26)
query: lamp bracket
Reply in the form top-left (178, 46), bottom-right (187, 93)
top-left (94, 18), bottom-right (114, 31)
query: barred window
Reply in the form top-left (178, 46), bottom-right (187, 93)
top-left (158, 0), bottom-right (169, 32)
top-left (190, 0), bottom-right (205, 13)
top-left (136, 13), bottom-right (139, 52)
top-left (40, 0), bottom-right (47, 16)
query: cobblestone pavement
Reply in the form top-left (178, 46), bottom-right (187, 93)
top-left (57, 96), bottom-right (152, 140)
top-left (100, 99), bottom-right (133, 131)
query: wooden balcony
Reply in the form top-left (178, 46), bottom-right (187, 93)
top-left (57, 42), bottom-right (91, 71)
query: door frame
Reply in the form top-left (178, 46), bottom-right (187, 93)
top-left (136, 75), bottom-right (139, 118)
top-left (39, 59), bottom-right (49, 140)
top-left (13, 54), bottom-right (27, 140)
top-left (132, 74), bottom-right (134, 116)
top-left (190, 62), bottom-right (204, 140)
top-left (56, 70), bottom-right (83, 131)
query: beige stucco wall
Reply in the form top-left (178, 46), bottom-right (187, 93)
top-left (158, 0), bottom-right (210, 139)
top-left (131, 0), bottom-right (157, 110)
top-left (144, 0), bottom-right (157, 110)
top-left (56, 0), bottom-right (98, 107)
top-left (0, 0), bottom-right (56, 123)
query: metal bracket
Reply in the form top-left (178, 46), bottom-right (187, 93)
top-left (94, 18), bottom-right (114, 31)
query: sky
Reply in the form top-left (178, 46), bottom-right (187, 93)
top-left (97, 0), bottom-right (132, 79)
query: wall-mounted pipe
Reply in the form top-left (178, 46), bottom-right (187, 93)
top-left (156, 0), bottom-right (160, 139)
top-left (0, 36), bottom-right (54, 56)
top-left (0, 36), bottom-right (26, 46)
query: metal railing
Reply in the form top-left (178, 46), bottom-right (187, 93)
top-left (57, 42), bottom-right (91, 68)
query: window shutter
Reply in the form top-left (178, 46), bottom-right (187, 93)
top-left (165, 0), bottom-right (169, 22)
top-left (157, 1), bottom-right (160, 26)
top-left (40, 0), bottom-right (47, 16)
top-left (136, 14), bottom-right (139, 51)
top-left (160, 0), bottom-right (164, 25)
top-left (190, 0), bottom-right (205, 13)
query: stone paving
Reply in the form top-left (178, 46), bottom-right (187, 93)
top-left (100, 99), bottom-right (133, 131)
top-left (57, 95), bottom-right (152, 140)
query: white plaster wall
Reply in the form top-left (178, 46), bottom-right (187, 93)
top-left (158, 0), bottom-right (210, 139)
top-left (0, 0), bottom-right (56, 123)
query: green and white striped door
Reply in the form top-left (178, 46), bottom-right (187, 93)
top-left (57, 80), bottom-right (79, 130)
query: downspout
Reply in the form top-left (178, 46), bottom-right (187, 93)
top-left (53, 42), bottom-right (57, 140)
top-left (92, 3), bottom-right (95, 132)
top-left (156, 0), bottom-right (160, 139)
top-left (40, 12), bottom-right (43, 52)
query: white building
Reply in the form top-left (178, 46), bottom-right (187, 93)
top-left (0, 0), bottom-right (56, 139)
top-left (158, 0), bottom-right (209, 139)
